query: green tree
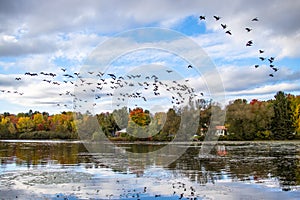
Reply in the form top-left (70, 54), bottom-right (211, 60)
top-left (271, 91), bottom-right (295, 140)
top-left (226, 99), bottom-right (274, 140)
top-left (226, 99), bottom-right (250, 140)
top-left (97, 112), bottom-right (119, 137)
top-left (160, 108), bottom-right (180, 140)
top-left (112, 107), bottom-right (129, 130)
top-left (175, 105), bottom-right (200, 141)
top-left (197, 100), bottom-right (225, 135)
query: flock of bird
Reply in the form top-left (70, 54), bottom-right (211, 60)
top-left (199, 15), bottom-right (279, 77)
top-left (73, 65), bottom-right (200, 109)
top-left (1, 14), bottom-right (279, 110)
top-left (1, 64), bottom-right (201, 110)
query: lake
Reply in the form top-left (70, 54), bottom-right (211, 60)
top-left (0, 140), bottom-right (299, 200)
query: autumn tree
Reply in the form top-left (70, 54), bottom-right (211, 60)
top-left (288, 94), bottom-right (300, 135)
top-left (127, 108), bottom-right (151, 139)
top-left (17, 117), bottom-right (34, 133)
top-left (75, 114), bottom-right (99, 140)
top-left (49, 112), bottom-right (74, 133)
top-left (0, 116), bottom-right (17, 138)
top-left (129, 108), bottom-right (151, 126)
top-left (33, 113), bottom-right (46, 131)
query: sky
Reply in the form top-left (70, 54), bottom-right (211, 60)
top-left (0, 0), bottom-right (300, 114)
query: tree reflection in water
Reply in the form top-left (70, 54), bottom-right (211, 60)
top-left (0, 140), bottom-right (299, 191)
top-left (167, 142), bottom-right (300, 190)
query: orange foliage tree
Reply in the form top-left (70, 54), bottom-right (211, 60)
top-left (129, 108), bottom-right (151, 126)
top-left (127, 108), bottom-right (151, 140)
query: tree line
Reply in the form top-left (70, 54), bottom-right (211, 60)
top-left (0, 91), bottom-right (299, 141)
top-left (225, 91), bottom-right (299, 140)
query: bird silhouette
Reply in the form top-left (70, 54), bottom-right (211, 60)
top-left (246, 40), bottom-right (253, 46)
top-left (45, 73), bottom-right (56, 77)
top-left (225, 30), bottom-right (232, 35)
top-left (259, 50), bottom-right (264, 54)
top-left (221, 24), bottom-right (227, 29)
top-left (268, 57), bottom-right (275, 63)
top-left (108, 73), bottom-right (116, 80)
top-left (25, 72), bottom-right (38, 76)
top-left (259, 57), bottom-right (265, 61)
top-left (213, 16), bottom-right (221, 21)
top-left (97, 72), bottom-right (104, 77)
top-left (63, 74), bottom-right (74, 78)
top-left (252, 17), bottom-right (259, 21)
top-left (199, 16), bottom-right (205, 20)
top-left (245, 27), bottom-right (252, 32)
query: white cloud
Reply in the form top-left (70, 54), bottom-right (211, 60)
top-left (2, 35), bottom-right (17, 43)
top-left (217, 64), bottom-right (300, 103)
top-left (1, 0), bottom-right (299, 60)
top-left (0, 74), bottom-right (75, 113)
top-left (0, 34), bottom-right (57, 57)
top-left (229, 82), bottom-right (300, 96)
top-left (0, 0), bottom-right (299, 113)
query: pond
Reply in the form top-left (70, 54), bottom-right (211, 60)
top-left (0, 140), bottom-right (299, 200)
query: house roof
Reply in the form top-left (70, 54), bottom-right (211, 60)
top-left (117, 128), bottom-right (127, 133)
top-left (215, 125), bottom-right (227, 130)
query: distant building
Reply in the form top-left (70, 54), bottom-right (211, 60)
top-left (115, 128), bottom-right (127, 137)
top-left (215, 126), bottom-right (227, 136)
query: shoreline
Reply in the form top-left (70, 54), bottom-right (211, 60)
top-left (1, 139), bottom-right (300, 144)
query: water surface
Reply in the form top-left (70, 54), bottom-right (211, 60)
top-left (0, 140), bottom-right (299, 199)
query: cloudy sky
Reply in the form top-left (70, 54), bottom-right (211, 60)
top-left (0, 0), bottom-right (300, 114)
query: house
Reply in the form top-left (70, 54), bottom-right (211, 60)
top-left (115, 128), bottom-right (127, 137)
top-left (215, 125), bottom-right (227, 136)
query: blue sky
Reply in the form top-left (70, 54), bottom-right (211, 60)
top-left (0, 0), bottom-right (300, 114)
